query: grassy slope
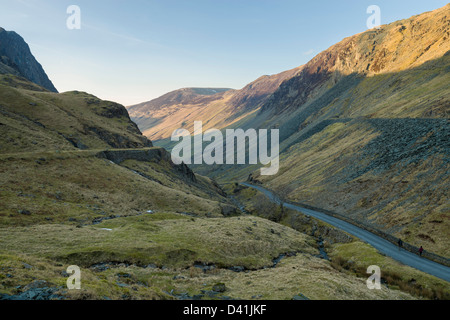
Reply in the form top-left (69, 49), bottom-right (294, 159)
top-left (251, 53), bottom-right (450, 257)
top-left (0, 75), bottom-right (418, 301)
top-left (0, 75), bottom-right (151, 153)
top-left (0, 213), bottom-right (422, 300)
top-left (1, 155), bottom-right (421, 300)
top-left (257, 120), bottom-right (449, 256)
top-left (3, 7), bottom-right (449, 298)
top-left (0, 154), bottom-right (226, 227)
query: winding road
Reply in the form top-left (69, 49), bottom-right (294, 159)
top-left (242, 183), bottom-right (450, 282)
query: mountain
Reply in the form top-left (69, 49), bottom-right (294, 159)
top-left (0, 33), bottom-right (249, 297)
top-left (260, 4), bottom-right (450, 117)
top-left (131, 5), bottom-right (449, 259)
top-left (0, 30), bottom-right (391, 302)
top-left (0, 27), bottom-right (57, 92)
top-left (128, 87), bottom-right (232, 115)
top-left (2, 72), bottom-right (411, 301)
top-left (127, 66), bottom-right (302, 141)
top-left (1, 7), bottom-right (449, 301)
top-left (213, 4), bottom-right (450, 258)
top-left (128, 87), bottom-right (232, 140)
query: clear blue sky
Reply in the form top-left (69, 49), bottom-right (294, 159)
top-left (1, 0), bottom-right (448, 106)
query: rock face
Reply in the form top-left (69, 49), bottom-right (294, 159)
top-left (0, 27), bottom-right (58, 92)
top-left (99, 147), bottom-right (197, 183)
top-left (260, 4), bottom-right (450, 115)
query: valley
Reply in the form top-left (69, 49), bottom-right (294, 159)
top-left (1, 3), bottom-right (449, 302)
top-left (131, 4), bottom-right (450, 262)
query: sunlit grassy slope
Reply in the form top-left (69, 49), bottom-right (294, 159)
top-left (0, 74), bottom-right (152, 153)
top-left (257, 119), bottom-right (449, 257)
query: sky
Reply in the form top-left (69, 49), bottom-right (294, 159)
top-left (0, 0), bottom-right (448, 106)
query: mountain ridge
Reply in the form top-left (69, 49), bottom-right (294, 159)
top-left (127, 66), bottom-right (303, 141)
top-left (259, 3), bottom-right (450, 116)
top-left (159, 4), bottom-right (450, 258)
top-left (0, 27), bottom-right (58, 93)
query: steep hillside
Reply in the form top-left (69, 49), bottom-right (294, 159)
top-left (192, 5), bottom-right (450, 257)
top-left (0, 71), bottom-right (236, 217)
top-left (128, 87), bottom-right (232, 115)
top-left (127, 66), bottom-right (302, 141)
top-left (0, 27), bottom-right (57, 92)
top-left (260, 4), bottom-right (450, 118)
top-left (128, 87), bottom-right (232, 140)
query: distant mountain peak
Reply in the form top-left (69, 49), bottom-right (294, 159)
top-left (0, 27), bottom-right (58, 92)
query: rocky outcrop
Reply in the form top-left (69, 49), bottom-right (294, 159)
top-left (99, 148), bottom-right (171, 164)
top-left (0, 280), bottom-right (64, 300)
top-left (0, 27), bottom-right (58, 92)
top-left (260, 4), bottom-right (450, 115)
top-left (84, 125), bottom-right (153, 149)
top-left (98, 148), bottom-right (197, 183)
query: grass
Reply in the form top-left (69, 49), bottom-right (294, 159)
top-left (1, 33), bottom-right (448, 300)
top-left (0, 153), bottom-right (228, 227)
top-left (0, 176), bottom-right (424, 300)
top-left (329, 241), bottom-right (450, 300)
top-left (0, 213), bottom-right (419, 300)
top-left (0, 80), bottom-right (151, 153)
top-left (0, 214), bottom-right (312, 269)
top-left (254, 118), bottom-right (450, 258)
top-left (0, 252), bottom-right (165, 300)
top-left (228, 183), bottom-right (449, 299)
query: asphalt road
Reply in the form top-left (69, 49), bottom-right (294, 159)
top-left (242, 183), bottom-right (450, 282)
